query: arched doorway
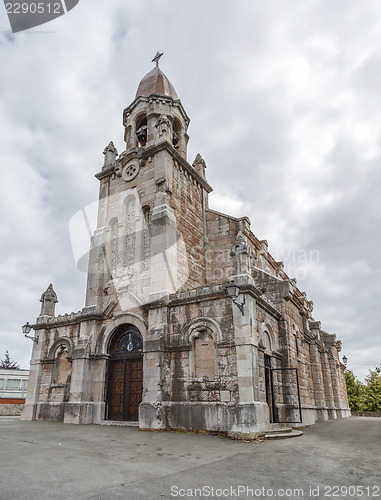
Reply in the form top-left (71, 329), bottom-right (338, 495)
top-left (106, 324), bottom-right (143, 421)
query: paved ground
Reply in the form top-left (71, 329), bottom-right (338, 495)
top-left (0, 416), bottom-right (379, 500)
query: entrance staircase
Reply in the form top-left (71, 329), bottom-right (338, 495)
top-left (264, 424), bottom-right (303, 440)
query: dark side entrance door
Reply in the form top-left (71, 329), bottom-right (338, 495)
top-left (106, 325), bottom-right (143, 421)
top-left (264, 354), bottom-right (275, 423)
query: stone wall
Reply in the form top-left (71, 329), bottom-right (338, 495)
top-left (170, 159), bottom-right (207, 288)
top-left (0, 404), bottom-right (24, 416)
top-left (167, 294), bottom-right (238, 405)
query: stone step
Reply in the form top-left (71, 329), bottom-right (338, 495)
top-left (266, 425), bottom-right (293, 433)
top-left (264, 428), bottom-right (303, 440)
top-left (100, 420), bottom-right (139, 427)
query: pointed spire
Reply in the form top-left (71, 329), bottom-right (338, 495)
top-left (192, 153), bottom-right (207, 178)
top-left (39, 284), bottom-right (58, 317)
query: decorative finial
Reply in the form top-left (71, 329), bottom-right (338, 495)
top-left (152, 51), bottom-right (164, 67)
top-left (39, 284), bottom-right (58, 317)
top-left (192, 153), bottom-right (207, 178)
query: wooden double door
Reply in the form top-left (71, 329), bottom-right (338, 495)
top-left (106, 325), bottom-right (143, 422)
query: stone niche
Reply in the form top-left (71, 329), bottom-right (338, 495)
top-left (194, 330), bottom-right (215, 378)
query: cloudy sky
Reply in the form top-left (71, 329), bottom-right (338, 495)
top-left (0, 0), bottom-right (380, 380)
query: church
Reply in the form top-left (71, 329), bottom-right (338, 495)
top-left (21, 55), bottom-right (350, 437)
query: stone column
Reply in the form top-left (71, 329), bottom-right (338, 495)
top-left (63, 342), bottom-right (92, 425)
top-left (228, 275), bottom-right (268, 438)
top-left (139, 307), bottom-right (167, 430)
top-left (309, 344), bottom-right (325, 418)
top-left (308, 321), bottom-right (325, 419)
top-left (320, 350), bottom-right (336, 418)
top-left (329, 356), bottom-right (343, 411)
top-left (91, 355), bottom-right (108, 424)
top-left (20, 326), bottom-right (47, 421)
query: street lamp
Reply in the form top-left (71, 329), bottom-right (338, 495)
top-left (342, 355), bottom-right (347, 365)
top-left (22, 322), bottom-right (38, 344)
top-left (225, 281), bottom-right (245, 315)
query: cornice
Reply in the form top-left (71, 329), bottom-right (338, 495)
top-left (95, 140), bottom-right (213, 194)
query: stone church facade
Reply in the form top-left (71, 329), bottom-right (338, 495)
top-left (22, 59), bottom-right (350, 436)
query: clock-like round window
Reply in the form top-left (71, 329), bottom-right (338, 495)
top-left (122, 160), bottom-right (140, 182)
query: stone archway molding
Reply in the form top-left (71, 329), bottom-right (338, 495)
top-left (181, 317), bottom-right (223, 378)
top-left (181, 316), bottom-right (223, 344)
top-left (259, 322), bottom-right (276, 354)
top-left (96, 312), bottom-right (148, 356)
top-left (48, 337), bottom-right (74, 359)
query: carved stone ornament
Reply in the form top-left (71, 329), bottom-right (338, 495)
top-left (40, 283), bottom-right (58, 304)
top-left (155, 114), bottom-right (171, 138)
top-left (112, 266), bottom-right (134, 291)
top-left (230, 231), bottom-right (253, 257)
top-left (230, 231), bottom-right (253, 275)
top-left (192, 153), bottom-right (207, 177)
top-left (122, 160), bottom-right (140, 182)
top-left (103, 141), bottom-right (118, 170)
top-left (192, 153), bottom-right (206, 169)
top-left (55, 344), bottom-right (69, 357)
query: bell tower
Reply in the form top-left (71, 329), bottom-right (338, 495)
top-left (85, 54), bottom-right (212, 311)
top-left (123, 52), bottom-right (190, 159)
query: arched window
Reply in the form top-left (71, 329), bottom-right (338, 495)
top-left (136, 115), bottom-right (147, 147)
top-left (110, 328), bottom-right (143, 355)
top-left (173, 118), bottom-right (181, 148)
top-left (259, 323), bottom-right (276, 354)
top-left (263, 331), bottom-right (272, 352)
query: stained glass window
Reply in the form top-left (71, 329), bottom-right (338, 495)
top-left (109, 325), bottom-right (143, 357)
top-left (116, 332), bottom-right (142, 353)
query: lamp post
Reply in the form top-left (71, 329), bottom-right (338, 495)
top-left (22, 322), bottom-right (38, 344)
top-left (342, 355), bottom-right (347, 365)
top-left (225, 281), bottom-right (245, 315)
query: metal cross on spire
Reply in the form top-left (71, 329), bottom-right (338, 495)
top-left (152, 51), bottom-right (164, 67)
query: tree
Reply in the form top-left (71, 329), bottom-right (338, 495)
top-left (0, 350), bottom-right (20, 370)
top-left (361, 369), bottom-right (381, 412)
top-left (344, 369), bottom-right (364, 412)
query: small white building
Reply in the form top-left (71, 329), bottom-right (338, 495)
top-left (0, 369), bottom-right (29, 402)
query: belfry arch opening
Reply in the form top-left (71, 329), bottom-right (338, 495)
top-left (105, 324), bottom-right (143, 421)
top-left (136, 115), bottom-right (147, 147)
top-left (172, 118), bottom-right (181, 148)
